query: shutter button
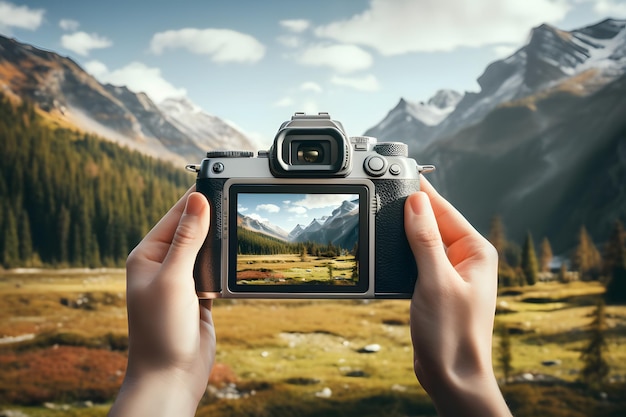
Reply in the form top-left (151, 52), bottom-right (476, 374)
top-left (364, 156), bottom-right (387, 177)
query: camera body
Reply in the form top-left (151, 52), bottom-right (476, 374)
top-left (187, 112), bottom-right (434, 299)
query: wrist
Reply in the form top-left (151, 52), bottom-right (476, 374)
top-left (421, 367), bottom-right (512, 417)
top-left (109, 368), bottom-right (204, 417)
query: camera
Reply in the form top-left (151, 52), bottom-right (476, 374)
top-left (186, 112), bottom-right (434, 299)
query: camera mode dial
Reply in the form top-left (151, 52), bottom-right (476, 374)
top-left (373, 142), bottom-right (408, 157)
top-left (206, 150), bottom-right (254, 158)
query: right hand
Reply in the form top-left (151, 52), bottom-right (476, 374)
top-left (404, 178), bottom-right (512, 417)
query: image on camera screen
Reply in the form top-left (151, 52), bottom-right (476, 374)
top-left (233, 191), bottom-right (362, 288)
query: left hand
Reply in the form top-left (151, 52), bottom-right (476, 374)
top-left (109, 187), bottom-right (215, 417)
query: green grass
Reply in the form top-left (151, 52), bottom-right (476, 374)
top-left (0, 270), bottom-right (625, 417)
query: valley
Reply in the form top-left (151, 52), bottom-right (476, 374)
top-left (236, 254), bottom-right (358, 285)
top-left (1, 269), bottom-right (625, 417)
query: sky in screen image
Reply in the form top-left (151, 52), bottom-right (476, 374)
top-left (1, 0), bottom-right (625, 148)
top-left (237, 193), bottom-right (358, 232)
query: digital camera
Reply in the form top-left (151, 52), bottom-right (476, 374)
top-left (186, 112), bottom-right (434, 299)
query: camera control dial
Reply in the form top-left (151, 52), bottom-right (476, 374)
top-left (206, 150), bottom-right (254, 158)
top-left (373, 142), bottom-right (408, 157)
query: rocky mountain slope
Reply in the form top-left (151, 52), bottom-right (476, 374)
top-left (238, 199), bottom-right (359, 250)
top-left (366, 18), bottom-right (626, 252)
top-left (0, 35), bottom-right (254, 163)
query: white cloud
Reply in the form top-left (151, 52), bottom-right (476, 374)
top-left (150, 28), bottom-right (265, 63)
top-left (274, 97), bottom-right (294, 107)
top-left (591, 0), bottom-right (626, 16)
top-left (298, 44), bottom-right (373, 73)
top-left (300, 100), bottom-right (320, 115)
top-left (315, 0), bottom-right (570, 54)
top-left (294, 194), bottom-right (356, 209)
top-left (84, 60), bottom-right (109, 78)
top-left (257, 204), bottom-right (280, 213)
top-left (280, 19), bottom-right (311, 33)
top-left (238, 204), bottom-right (249, 213)
top-left (61, 31), bottom-right (112, 56)
top-left (300, 81), bottom-right (322, 93)
top-left (0, 1), bottom-right (44, 32)
top-left (331, 74), bottom-right (380, 92)
top-left (492, 44), bottom-right (518, 58)
top-left (59, 19), bottom-right (80, 31)
top-left (86, 61), bottom-right (187, 103)
top-left (248, 213), bottom-right (269, 223)
top-left (288, 206), bottom-right (307, 215)
top-left (277, 35), bottom-right (301, 48)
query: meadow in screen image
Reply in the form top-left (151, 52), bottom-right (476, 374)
top-left (235, 193), bottom-right (360, 286)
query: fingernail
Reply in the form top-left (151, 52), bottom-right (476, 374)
top-left (408, 192), bottom-right (428, 215)
top-left (184, 193), bottom-right (203, 216)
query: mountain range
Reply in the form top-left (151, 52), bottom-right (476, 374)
top-left (238, 199), bottom-right (359, 250)
top-left (366, 18), bottom-right (626, 252)
top-left (0, 35), bottom-right (255, 163)
top-left (1, 18), bottom-right (624, 255)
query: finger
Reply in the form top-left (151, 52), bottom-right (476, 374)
top-left (160, 192), bottom-right (211, 278)
top-left (200, 299), bottom-right (213, 312)
top-left (142, 185), bottom-right (197, 247)
top-left (404, 192), bottom-right (453, 278)
top-left (419, 177), bottom-right (482, 248)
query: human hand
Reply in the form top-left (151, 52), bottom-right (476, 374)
top-left (404, 178), bottom-right (511, 417)
top-left (109, 188), bottom-right (214, 417)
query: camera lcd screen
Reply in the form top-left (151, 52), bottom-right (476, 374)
top-left (228, 184), bottom-right (369, 293)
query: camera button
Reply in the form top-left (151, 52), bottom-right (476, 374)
top-left (389, 164), bottom-right (401, 175)
top-left (212, 162), bottom-right (225, 173)
top-left (364, 155), bottom-right (387, 177)
top-left (368, 156), bottom-right (385, 171)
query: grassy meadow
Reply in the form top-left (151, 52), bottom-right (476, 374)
top-left (0, 269), bottom-right (625, 417)
top-left (237, 254), bottom-right (358, 285)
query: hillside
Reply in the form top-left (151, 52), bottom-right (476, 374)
top-left (0, 95), bottom-right (190, 267)
top-left (366, 18), bottom-right (626, 252)
top-left (0, 34), bottom-right (255, 163)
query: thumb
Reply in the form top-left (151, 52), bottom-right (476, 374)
top-left (162, 192), bottom-right (211, 273)
top-left (404, 192), bottom-right (451, 278)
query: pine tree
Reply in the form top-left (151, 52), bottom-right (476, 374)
top-left (521, 232), bottom-right (539, 285)
top-left (539, 237), bottom-right (553, 273)
top-left (300, 245), bottom-right (309, 262)
top-left (18, 210), bottom-right (33, 263)
top-left (572, 226), bottom-right (602, 281)
top-left (558, 264), bottom-right (570, 284)
top-left (580, 299), bottom-right (610, 390)
top-left (603, 221), bottom-right (625, 274)
top-left (56, 206), bottom-right (71, 264)
top-left (488, 215), bottom-right (507, 261)
top-left (497, 325), bottom-right (513, 385)
top-left (604, 221), bottom-right (626, 304)
top-left (1, 204), bottom-right (19, 268)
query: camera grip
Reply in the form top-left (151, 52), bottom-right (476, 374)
top-left (373, 178), bottom-right (420, 296)
top-left (194, 178), bottom-right (227, 295)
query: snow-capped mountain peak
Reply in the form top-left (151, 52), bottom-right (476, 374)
top-left (157, 96), bottom-right (254, 152)
top-left (159, 96), bottom-right (202, 114)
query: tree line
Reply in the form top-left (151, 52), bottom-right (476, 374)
top-left (237, 227), bottom-right (352, 258)
top-left (489, 215), bottom-right (626, 303)
top-left (0, 95), bottom-right (190, 268)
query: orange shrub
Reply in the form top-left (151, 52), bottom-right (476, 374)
top-left (0, 346), bottom-right (126, 404)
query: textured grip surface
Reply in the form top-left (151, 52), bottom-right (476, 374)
top-left (194, 178), bottom-right (227, 293)
top-left (373, 178), bottom-right (420, 296)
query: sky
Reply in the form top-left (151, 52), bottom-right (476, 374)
top-left (1, 0), bottom-right (625, 149)
top-left (238, 193), bottom-right (358, 233)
